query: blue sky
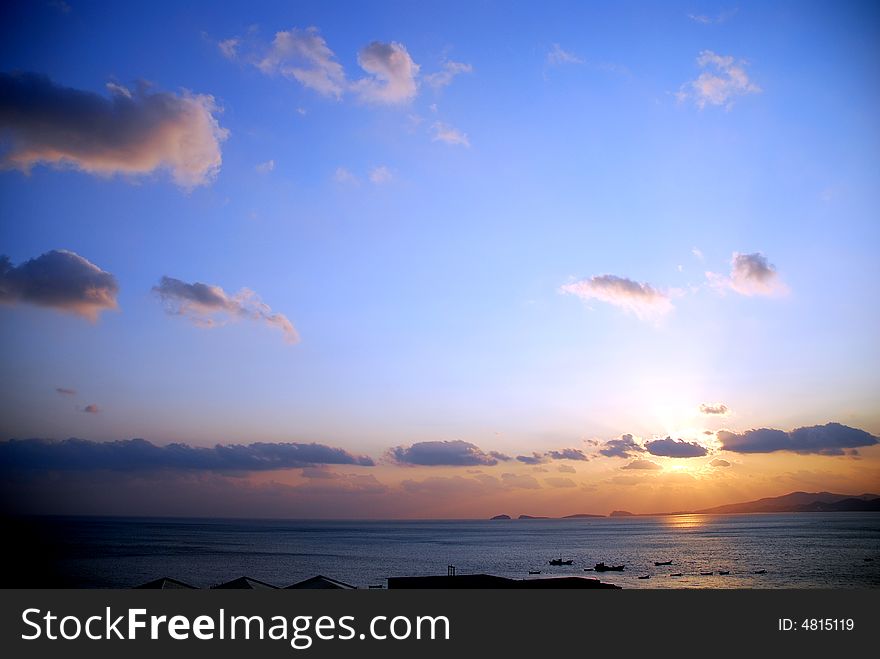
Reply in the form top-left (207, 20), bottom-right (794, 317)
top-left (1, 1), bottom-right (878, 516)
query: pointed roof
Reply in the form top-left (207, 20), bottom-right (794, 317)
top-left (212, 576), bottom-right (277, 589)
top-left (285, 575), bottom-right (356, 589)
top-left (135, 577), bottom-right (197, 589)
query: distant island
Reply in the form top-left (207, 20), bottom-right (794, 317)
top-left (562, 513), bottom-right (605, 519)
top-left (488, 491), bottom-right (880, 520)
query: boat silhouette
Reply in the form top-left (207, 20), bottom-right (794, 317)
top-left (638, 575), bottom-right (650, 579)
top-left (669, 573), bottom-right (683, 577)
top-left (594, 562), bottom-right (625, 572)
top-left (528, 570), bottom-right (542, 575)
top-left (548, 558), bottom-right (573, 566)
top-left (654, 560), bottom-right (673, 566)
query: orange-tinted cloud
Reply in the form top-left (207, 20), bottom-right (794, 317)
top-left (0, 249), bottom-right (118, 320)
top-left (0, 72), bottom-right (227, 188)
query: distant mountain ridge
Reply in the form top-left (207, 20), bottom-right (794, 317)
top-left (692, 491), bottom-right (880, 515)
top-left (488, 491), bottom-right (880, 520)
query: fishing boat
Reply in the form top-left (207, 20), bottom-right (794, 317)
top-left (719, 570), bottom-right (730, 575)
top-left (669, 573), bottom-right (683, 577)
top-left (700, 571), bottom-right (713, 576)
top-left (528, 570), bottom-right (541, 575)
top-left (654, 560), bottom-right (673, 566)
top-left (594, 562), bottom-right (625, 572)
top-left (753, 569), bottom-right (767, 574)
top-left (638, 575), bottom-right (650, 579)
top-left (548, 558), bottom-right (573, 566)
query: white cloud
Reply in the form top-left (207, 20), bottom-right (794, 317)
top-left (368, 165), bottom-right (392, 184)
top-left (561, 274), bottom-right (674, 321)
top-left (256, 159), bottom-right (275, 174)
top-left (333, 167), bottom-right (360, 185)
top-left (678, 50), bottom-right (760, 109)
top-left (258, 27), bottom-right (346, 99)
top-left (546, 44), bottom-right (584, 66)
top-left (424, 60), bottom-right (473, 89)
top-left (431, 121), bottom-right (470, 147)
top-left (707, 252), bottom-right (787, 297)
top-left (218, 38), bottom-right (240, 60)
top-left (351, 41), bottom-right (420, 104)
top-left (153, 276), bottom-right (299, 344)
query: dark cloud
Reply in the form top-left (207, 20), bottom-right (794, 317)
top-left (0, 72), bottom-right (227, 188)
top-left (0, 250), bottom-right (118, 320)
top-left (0, 437), bottom-right (375, 472)
top-left (645, 437), bottom-right (708, 458)
top-left (599, 434), bottom-right (645, 458)
top-left (700, 403), bottom-right (729, 415)
top-left (546, 448), bottom-right (588, 461)
top-left (621, 459), bottom-right (662, 470)
top-left (55, 387), bottom-right (76, 396)
top-left (153, 276), bottom-right (299, 344)
top-left (709, 459), bottom-right (731, 468)
top-left (82, 404), bottom-right (99, 414)
top-left (717, 422), bottom-right (878, 456)
top-left (388, 440), bottom-right (508, 466)
top-left (516, 452), bottom-right (546, 465)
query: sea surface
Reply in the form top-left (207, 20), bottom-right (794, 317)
top-left (29, 513), bottom-right (880, 589)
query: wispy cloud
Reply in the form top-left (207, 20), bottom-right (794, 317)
top-left (561, 274), bottom-right (674, 322)
top-left (621, 459), bottom-right (662, 470)
top-left (388, 440), bottom-right (511, 466)
top-left (82, 404), bottom-right (100, 414)
top-left (0, 249), bottom-right (119, 321)
top-left (368, 165), bottom-right (392, 184)
top-left (707, 252), bottom-right (787, 296)
top-left (217, 37), bottom-right (240, 60)
top-left (0, 437), bottom-right (375, 471)
top-left (423, 60), bottom-right (472, 89)
top-left (56, 387), bottom-right (77, 396)
top-left (700, 403), bottom-right (729, 415)
top-left (718, 422), bottom-right (877, 456)
top-left (677, 50), bottom-right (760, 109)
top-left (431, 121), bottom-right (470, 147)
top-left (256, 159), bottom-right (275, 174)
top-left (258, 26), bottom-right (347, 98)
top-left (333, 166), bottom-right (360, 185)
top-left (687, 8), bottom-right (739, 25)
top-left (546, 44), bottom-right (585, 66)
top-left (0, 72), bottom-right (228, 188)
top-left (153, 276), bottom-right (299, 344)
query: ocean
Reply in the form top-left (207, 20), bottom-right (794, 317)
top-left (28, 512), bottom-right (880, 589)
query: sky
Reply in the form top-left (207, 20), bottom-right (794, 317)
top-left (1, 0), bottom-right (878, 518)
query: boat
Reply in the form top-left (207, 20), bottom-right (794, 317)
top-left (670, 573), bottom-right (683, 577)
top-left (528, 570), bottom-right (541, 575)
top-left (719, 570), bottom-right (730, 575)
top-left (548, 558), bottom-right (573, 566)
top-left (700, 571), bottom-right (713, 576)
top-left (638, 575), bottom-right (650, 579)
top-left (594, 562), bottom-right (625, 572)
top-left (753, 569), bottom-right (767, 574)
top-left (654, 561), bottom-right (673, 566)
